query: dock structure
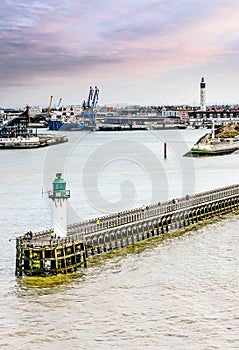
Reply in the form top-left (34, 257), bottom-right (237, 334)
top-left (0, 134), bottom-right (68, 149)
top-left (15, 181), bottom-right (239, 277)
top-left (0, 106), bottom-right (68, 149)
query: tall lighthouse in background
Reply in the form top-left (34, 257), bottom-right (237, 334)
top-left (200, 77), bottom-right (206, 111)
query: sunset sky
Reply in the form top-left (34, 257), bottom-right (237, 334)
top-left (1, 0), bottom-right (239, 108)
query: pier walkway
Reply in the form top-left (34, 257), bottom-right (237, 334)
top-left (30, 183), bottom-right (239, 243)
top-left (16, 183), bottom-right (239, 276)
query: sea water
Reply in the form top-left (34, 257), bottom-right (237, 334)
top-left (0, 129), bottom-right (238, 350)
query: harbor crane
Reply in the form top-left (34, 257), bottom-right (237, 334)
top-left (92, 86), bottom-right (99, 110)
top-left (57, 98), bottom-right (62, 110)
top-left (47, 95), bottom-right (53, 117)
top-left (82, 86), bottom-right (99, 119)
top-left (87, 86), bottom-right (94, 108)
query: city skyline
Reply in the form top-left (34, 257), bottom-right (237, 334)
top-left (1, 1), bottom-right (239, 108)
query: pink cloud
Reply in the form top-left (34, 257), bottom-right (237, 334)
top-left (1, 0), bottom-right (239, 105)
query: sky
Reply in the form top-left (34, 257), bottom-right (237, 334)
top-left (1, 0), bottom-right (239, 108)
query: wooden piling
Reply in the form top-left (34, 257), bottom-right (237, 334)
top-left (164, 142), bottom-right (167, 159)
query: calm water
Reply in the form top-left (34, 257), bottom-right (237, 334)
top-left (0, 129), bottom-right (239, 350)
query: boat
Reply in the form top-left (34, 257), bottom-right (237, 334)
top-left (48, 113), bottom-right (96, 131)
top-left (176, 124), bottom-right (187, 129)
top-left (48, 86), bottom-right (99, 131)
top-left (98, 124), bottom-right (123, 131)
top-left (97, 122), bottom-right (148, 131)
top-left (48, 119), bottom-right (95, 131)
top-left (58, 122), bottom-right (94, 131)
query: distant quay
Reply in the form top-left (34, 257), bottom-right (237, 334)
top-left (0, 106), bottom-right (68, 148)
top-left (0, 134), bottom-right (68, 149)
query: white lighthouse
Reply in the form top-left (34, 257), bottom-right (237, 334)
top-left (48, 173), bottom-right (70, 238)
top-left (200, 77), bottom-right (206, 111)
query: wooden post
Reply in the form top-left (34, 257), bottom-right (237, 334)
top-left (54, 248), bottom-right (59, 274)
top-left (164, 142), bottom-right (167, 159)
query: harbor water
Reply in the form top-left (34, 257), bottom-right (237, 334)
top-left (0, 129), bottom-right (239, 349)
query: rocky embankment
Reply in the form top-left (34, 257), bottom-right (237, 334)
top-left (186, 124), bottom-right (239, 156)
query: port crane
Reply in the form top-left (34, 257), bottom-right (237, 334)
top-left (87, 86), bottom-right (94, 108)
top-left (91, 86), bottom-right (99, 110)
top-left (57, 98), bottom-right (62, 110)
top-left (47, 95), bottom-right (53, 117)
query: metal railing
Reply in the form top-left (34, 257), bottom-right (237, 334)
top-left (22, 183), bottom-right (239, 246)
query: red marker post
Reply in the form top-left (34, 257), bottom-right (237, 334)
top-left (164, 142), bottom-right (167, 159)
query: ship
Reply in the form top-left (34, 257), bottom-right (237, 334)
top-left (48, 86), bottom-right (99, 131)
top-left (48, 115), bottom-right (96, 131)
top-left (97, 122), bottom-right (148, 131)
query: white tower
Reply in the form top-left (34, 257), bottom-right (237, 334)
top-left (200, 77), bottom-right (206, 111)
top-left (49, 173), bottom-right (70, 238)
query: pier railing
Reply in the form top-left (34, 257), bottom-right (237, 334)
top-left (67, 183), bottom-right (239, 234)
top-left (21, 183), bottom-right (239, 248)
top-left (16, 183), bottom-right (239, 276)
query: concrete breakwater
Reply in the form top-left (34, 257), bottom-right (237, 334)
top-left (188, 124), bottom-right (239, 156)
top-left (188, 133), bottom-right (239, 156)
top-left (0, 134), bottom-right (68, 149)
top-left (15, 183), bottom-right (239, 277)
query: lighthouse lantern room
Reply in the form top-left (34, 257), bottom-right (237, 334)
top-left (48, 173), bottom-right (70, 238)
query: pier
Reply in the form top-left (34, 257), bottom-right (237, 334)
top-left (16, 181), bottom-right (239, 277)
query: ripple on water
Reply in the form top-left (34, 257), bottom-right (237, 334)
top-left (1, 131), bottom-right (239, 349)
